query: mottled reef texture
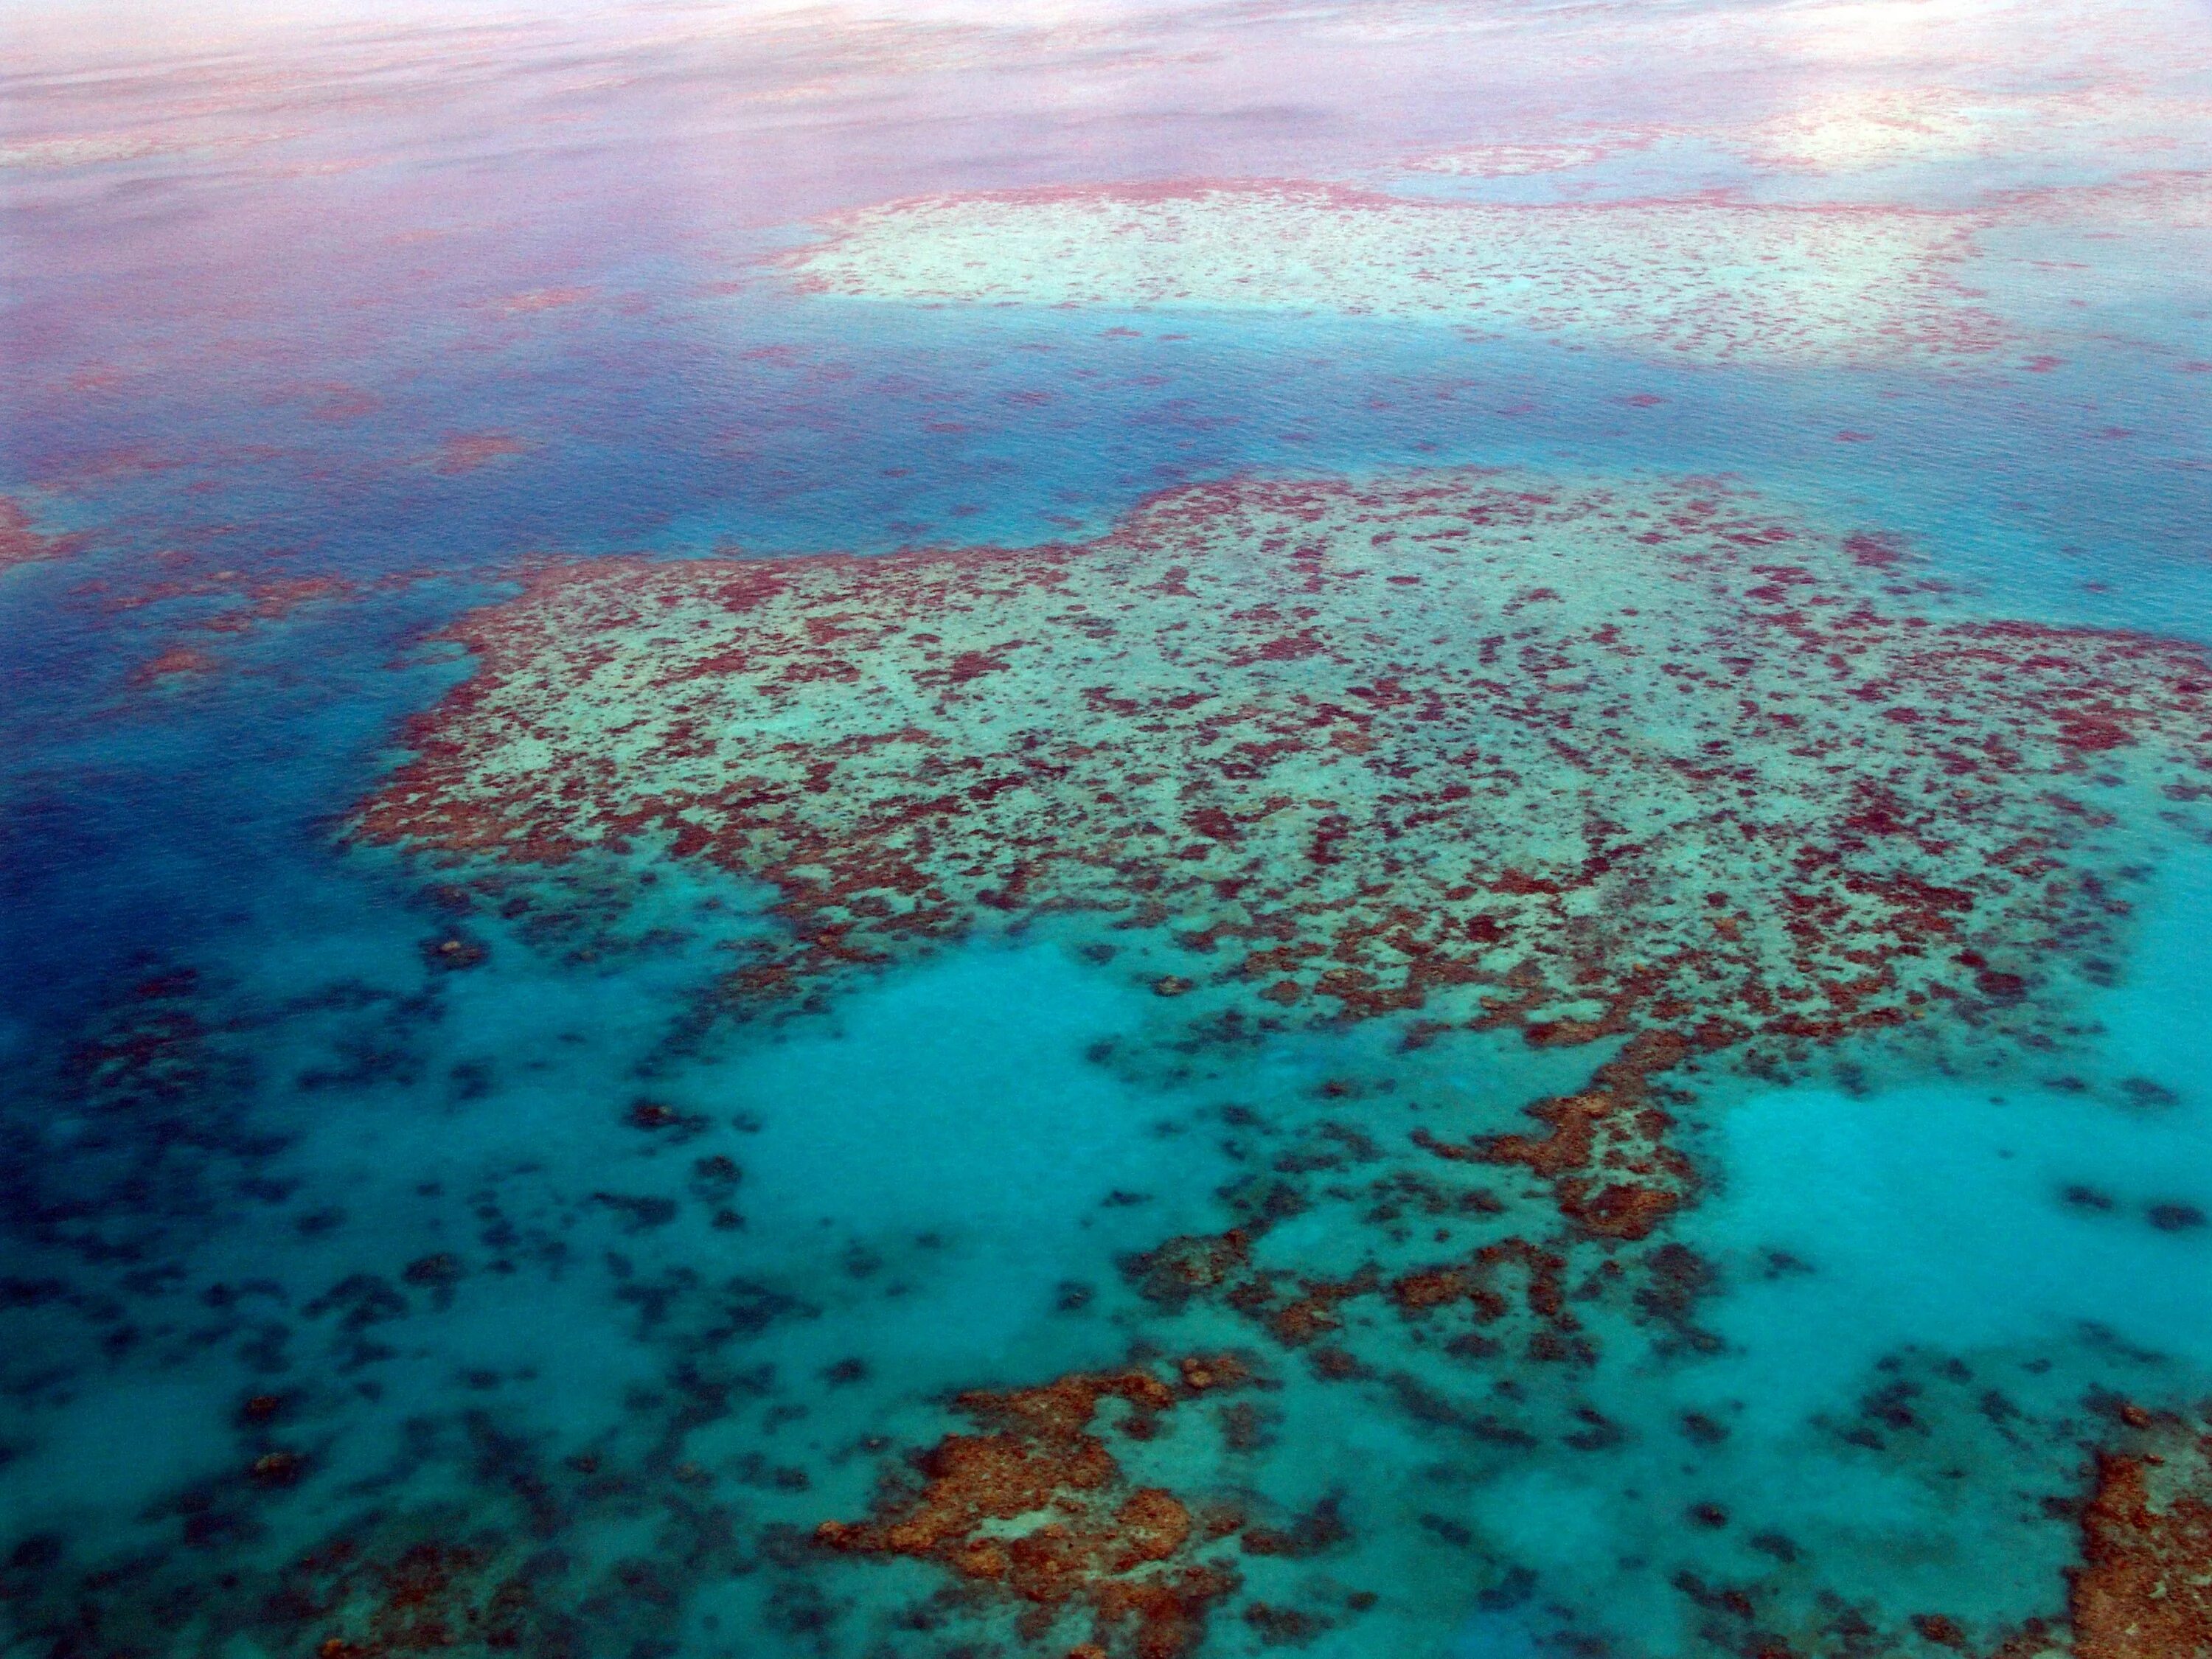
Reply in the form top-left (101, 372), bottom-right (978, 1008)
top-left (818, 1363), bottom-right (1256, 1659)
top-left (2073, 1405), bottom-right (2212, 1658)
top-left (363, 470), bottom-right (2211, 1231)
top-left (359, 468), bottom-right (2212, 1650)
top-left (786, 181), bottom-right (2005, 366)
top-left (0, 495), bottom-right (83, 573)
top-left (787, 167), bottom-right (2212, 369)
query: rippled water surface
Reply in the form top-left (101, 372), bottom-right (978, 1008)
top-left (5, 1), bottom-right (2212, 1654)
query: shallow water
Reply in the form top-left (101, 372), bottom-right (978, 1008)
top-left (5, 1), bottom-right (2212, 1655)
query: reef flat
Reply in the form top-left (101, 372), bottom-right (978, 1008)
top-left (352, 467), bottom-right (2212, 1652)
top-left (362, 467), bottom-right (2212, 1093)
top-left (788, 184), bottom-right (2005, 366)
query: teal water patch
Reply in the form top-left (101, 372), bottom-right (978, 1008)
top-left (731, 944), bottom-right (1234, 1360)
top-left (1447, 1611), bottom-right (1548, 1658)
top-left (1691, 844), bottom-right (2212, 1430)
top-left (0, 881), bottom-right (1246, 1569)
top-left (1690, 1078), bottom-right (2212, 1426)
top-left (1390, 1067), bottom-right (2212, 1658)
top-left (1504, 846), bottom-right (2212, 1646)
top-left (2090, 843), bottom-right (2212, 1106)
top-left (1509, 1064), bottom-right (2212, 1649)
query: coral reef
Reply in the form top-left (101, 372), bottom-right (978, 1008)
top-left (2073, 1405), bottom-right (2212, 1658)
top-left (361, 468), bottom-right (2212, 1231)
top-left (0, 495), bottom-right (83, 574)
top-left (785, 181), bottom-right (2006, 365)
top-left (346, 466), bottom-right (2212, 1652)
top-left (818, 1367), bottom-right (1251, 1659)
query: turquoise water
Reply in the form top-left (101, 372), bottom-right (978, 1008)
top-left (6, 1), bottom-right (2212, 1654)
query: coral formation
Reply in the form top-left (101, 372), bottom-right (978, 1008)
top-left (349, 466), bottom-right (2212, 1652)
top-left (0, 495), bottom-right (83, 573)
top-left (818, 1367), bottom-right (1251, 1658)
top-left (2073, 1406), bottom-right (2212, 1658)
top-left (786, 181), bottom-right (2005, 365)
top-left (361, 468), bottom-right (2212, 1232)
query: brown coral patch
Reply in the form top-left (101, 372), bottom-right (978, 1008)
top-left (818, 1368), bottom-right (1246, 1658)
top-left (289, 1540), bottom-right (542, 1658)
top-left (1416, 1030), bottom-right (1699, 1239)
top-left (130, 644), bottom-right (223, 689)
top-left (2072, 1411), bottom-right (2212, 1658)
top-left (0, 496), bottom-right (84, 573)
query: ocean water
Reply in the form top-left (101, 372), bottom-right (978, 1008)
top-left (5, 1), bottom-right (2212, 1655)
